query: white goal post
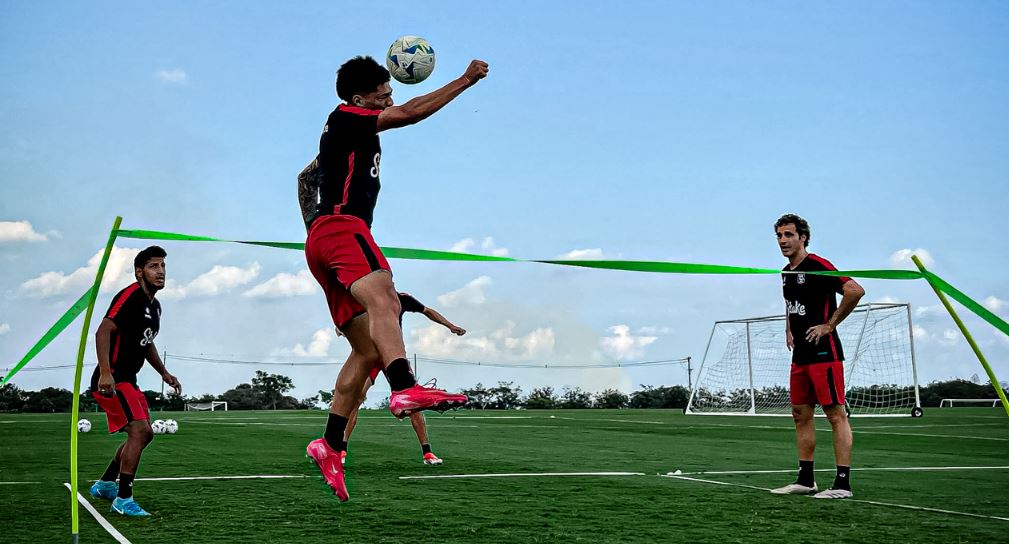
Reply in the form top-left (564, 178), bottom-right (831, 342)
top-left (939, 399), bottom-right (1003, 408)
top-left (185, 401), bottom-right (229, 411)
top-left (686, 303), bottom-right (922, 417)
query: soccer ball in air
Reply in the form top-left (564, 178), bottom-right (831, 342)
top-left (164, 419), bottom-right (178, 434)
top-left (386, 36), bottom-right (435, 84)
top-left (77, 419), bottom-right (92, 433)
top-left (151, 420), bottom-right (167, 434)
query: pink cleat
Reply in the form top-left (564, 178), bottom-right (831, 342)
top-left (423, 452), bottom-right (443, 465)
top-left (306, 438), bottom-right (349, 501)
top-left (389, 381), bottom-right (467, 419)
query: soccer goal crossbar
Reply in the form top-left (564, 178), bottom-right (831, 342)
top-left (939, 398), bottom-right (1003, 408)
top-left (686, 303), bottom-right (922, 417)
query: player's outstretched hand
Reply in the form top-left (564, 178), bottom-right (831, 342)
top-left (463, 60), bottom-right (489, 84)
top-left (163, 372), bottom-right (182, 395)
top-left (450, 326), bottom-right (467, 336)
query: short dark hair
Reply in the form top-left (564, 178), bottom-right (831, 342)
top-left (134, 246), bottom-right (167, 269)
top-left (335, 56), bottom-right (390, 103)
top-left (774, 214), bottom-right (811, 247)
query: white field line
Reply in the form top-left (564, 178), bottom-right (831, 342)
top-left (680, 422), bottom-right (1009, 441)
top-left (662, 474), bottom-right (1009, 523)
top-left (0, 481), bottom-right (41, 485)
top-left (669, 466), bottom-right (1009, 476)
top-left (137, 475), bottom-right (310, 482)
top-left (851, 430), bottom-right (1009, 442)
top-left (63, 482), bottom-right (132, 544)
top-left (550, 416), bottom-right (668, 425)
top-left (400, 471), bottom-right (646, 480)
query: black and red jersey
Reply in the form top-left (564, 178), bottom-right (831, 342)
top-left (317, 104), bottom-right (382, 228)
top-left (90, 282), bottom-right (160, 389)
top-left (781, 254), bottom-right (851, 365)
top-left (398, 292), bottom-right (425, 318)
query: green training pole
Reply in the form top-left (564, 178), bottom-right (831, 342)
top-left (911, 255), bottom-right (1009, 419)
top-left (70, 216), bottom-right (122, 543)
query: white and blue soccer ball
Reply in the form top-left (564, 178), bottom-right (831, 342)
top-left (164, 419), bottom-right (178, 434)
top-left (77, 419), bottom-right (92, 433)
top-left (151, 419), bottom-right (167, 434)
top-left (386, 36), bottom-right (435, 84)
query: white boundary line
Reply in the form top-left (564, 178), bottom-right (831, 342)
top-left (63, 482), bottom-right (133, 544)
top-left (137, 475), bottom-right (310, 482)
top-left (660, 474), bottom-right (1009, 523)
top-left (400, 471), bottom-right (646, 480)
top-left (669, 465), bottom-right (1009, 476)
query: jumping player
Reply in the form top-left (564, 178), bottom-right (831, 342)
top-left (342, 291), bottom-right (467, 466)
top-left (88, 246), bottom-right (181, 516)
top-left (770, 214), bottom-right (864, 499)
top-left (302, 55), bottom-right (488, 500)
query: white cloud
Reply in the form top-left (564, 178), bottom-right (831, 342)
top-left (940, 328), bottom-right (960, 346)
top-left (0, 220), bottom-right (48, 243)
top-left (600, 324), bottom-right (657, 360)
top-left (155, 68), bottom-right (188, 85)
top-left (410, 320), bottom-right (555, 360)
top-left (449, 237), bottom-right (508, 257)
top-left (558, 248), bottom-right (604, 260)
top-left (889, 248), bottom-right (934, 269)
top-left (275, 328), bottom-right (338, 358)
top-left (912, 324), bottom-right (928, 341)
top-left (0, 323), bottom-right (10, 335)
top-left (19, 246), bottom-right (140, 297)
top-left (982, 296), bottom-right (1006, 312)
top-left (244, 269), bottom-right (318, 298)
top-left (437, 275), bottom-right (492, 307)
top-left (636, 325), bottom-right (673, 335)
top-left (160, 263), bottom-right (261, 299)
top-left (872, 295), bottom-right (901, 304)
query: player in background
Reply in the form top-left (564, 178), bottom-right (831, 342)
top-left (300, 55), bottom-right (488, 500)
top-left (342, 292), bottom-right (467, 466)
top-left (770, 214), bottom-right (864, 499)
top-left (89, 246), bottom-right (182, 516)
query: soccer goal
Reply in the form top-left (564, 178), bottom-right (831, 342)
top-left (185, 401), bottom-right (229, 411)
top-left (686, 303), bottom-right (922, 417)
top-left (939, 399), bottom-right (1003, 408)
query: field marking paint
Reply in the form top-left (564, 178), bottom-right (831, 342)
top-left (0, 481), bottom-right (40, 485)
top-left (400, 471), bottom-right (645, 480)
top-left (63, 482), bottom-right (132, 544)
top-left (551, 415), bottom-right (667, 425)
top-left (661, 475), bottom-right (1009, 523)
top-left (670, 466), bottom-right (1009, 476)
top-left (137, 475), bottom-right (309, 482)
top-left (851, 430), bottom-right (1009, 442)
top-left (682, 422), bottom-right (1009, 441)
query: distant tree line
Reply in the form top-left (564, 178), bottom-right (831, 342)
top-left (0, 377), bottom-right (1004, 413)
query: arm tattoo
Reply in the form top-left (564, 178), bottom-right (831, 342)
top-left (298, 158), bottom-right (323, 231)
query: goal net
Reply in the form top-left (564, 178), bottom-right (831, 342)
top-left (185, 401), bottom-right (229, 412)
top-left (686, 303), bottom-right (921, 417)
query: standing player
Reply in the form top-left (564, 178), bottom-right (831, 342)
top-left (302, 55), bottom-right (488, 500)
top-left (88, 246), bottom-right (181, 516)
top-left (770, 214), bottom-right (864, 499)
top-left (342, 291), bottom-right (467, 466)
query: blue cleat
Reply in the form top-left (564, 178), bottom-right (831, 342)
top-left (110, 497), bottom-right (150, 517)
top-left (89, 480), bottom-right (118, 501)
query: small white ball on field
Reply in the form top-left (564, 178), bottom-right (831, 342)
top-left (549, 415), bottom-right (556, 418)
top-left (674, 470), bottom-right (683, 475)
top-left (77, 419), bottom-right (91, 433)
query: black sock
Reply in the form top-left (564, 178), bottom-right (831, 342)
top-left (117, 473), bottom-right (135, 499)
top-left (324, 414), bottom-right (349, 452)
top-left (384, 358), bottom-right (417, 391)
top-left (100, 458), bottom-right (120, 482)
top-left (797, 460), bottom-right (815, 487)
top-left (421, 443), bottom-right (432, 455)
top-left (833, 465), bottom-right (851, 490)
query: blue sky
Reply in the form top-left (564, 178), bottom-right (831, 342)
top-left (2, 2), bottom-right (1008, 403)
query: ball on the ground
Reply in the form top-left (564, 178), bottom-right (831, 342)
top-left (386, 36), bottom-right (435, 84)
top-left (77, 419), bottom-right (91, 433)
top-left (673, 469), bottom-right (682, 475)
top-left (164, 419), bottom-right (178, 434)
top-left (151, 419), bottom-right (167, 434)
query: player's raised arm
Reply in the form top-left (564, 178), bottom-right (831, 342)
top-left (376, 60), bottom-right (489, 132)
top-left (423, 307), bottom-right (466, 336)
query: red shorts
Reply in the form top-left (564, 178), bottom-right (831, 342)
top-left (790, 361), bottom-right (846, 406)
top-left (305, 215), bottom-right (391, 330)
top-left (93, 382), bottom-right (150, 433)
top-left (368, 363), bottom-right (383, 382)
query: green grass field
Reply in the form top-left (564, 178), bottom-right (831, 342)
top-left (2, 408), bottom-right (1007, 543)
